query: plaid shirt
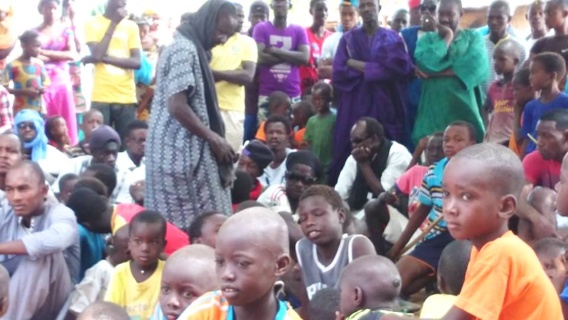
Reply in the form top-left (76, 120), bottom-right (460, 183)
top-left (0, 85), bottom-right (13, 133)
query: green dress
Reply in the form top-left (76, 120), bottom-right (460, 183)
top-left (412, 29), bottom-right (488, 144)
top-left (305, 112), bottom-right (336, 180)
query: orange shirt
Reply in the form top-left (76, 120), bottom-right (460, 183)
top-left (255, 121), bottom-right (266, 142)
top-left (454, 231), bottom-right (562, 320)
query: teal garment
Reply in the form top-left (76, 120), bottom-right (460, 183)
top-left (79, 225), bottom-right (105, 281)
top-left (304, 112), bottom-right (336, 178)
top-left (412, 29), bottom-right (488, 144)
top-left (135, 50), bottom-right (153, 86)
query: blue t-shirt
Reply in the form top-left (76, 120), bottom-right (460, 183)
top-left (522, 93), bottom-right (568, 153)
top-left (418, 158), bottom-right (448, 241)
top-left (78, 225), bottom-right (106, 280)
top-left (561, 282), bottom-right (568, 302)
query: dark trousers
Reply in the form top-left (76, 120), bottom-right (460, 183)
top-left (91, 102), bottom-right (137, 141)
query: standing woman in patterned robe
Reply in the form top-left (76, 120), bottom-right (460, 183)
top-left (145, 0), bottom-right (238, 231)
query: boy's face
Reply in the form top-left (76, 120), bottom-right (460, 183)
top-left (311, 88), bottom-right (330, 113)
top-left (249, 12), bottom-right (267, 28)
top-left (310, 1), bottom-right (328, 27)
top-left (125, 128), bottom-right (147, 158)
top-left (493, 49), bottom-right (516, 76)
top-left (60, 178), bottom-right (78, 204)
top-left (442, 125), bottom-right (474, 159)
top-left (442, 157), bottom-right (514, 242)
top-left (23, 39), bottom-right (41, 58)
top-left (238, 154), bottom-right (262, 179)
top-left (285, 164), bottom-right (317, 202)
top-left (556, 156), bottom-right (568, 216)
top-left (340, 5), bottom-right (358, 31)
top-left (535, 120), bottom-right (567, 161)
top-left (537, 248), bottom-right (566, 280)
top-left (544, 1), bottom-right (567, 30)
top-left (528, 2), bottom-right (546, 32)
top-left (529, 60), bottom-right (554, 91)
top-left (194, 214), bottom-right (227, 248)
top-left (487, 6), bottom-right (510, 37)
top-left (82, 113), bottom-right (104, 138)
top-left (271, 103), bottom-right (290, 117)
top-left (298, 195), bottom-right (345, 246)
top-left (265, 122), bottom-right (288, 153)
top-left (291, 107), bottom-right (303, 127)
top-left (391, 11), bottom-right (409, 32)
top-left (128, 222), bottom-right (165, 269)
top-left (215, 231), bottom-right (283, 306)
top-left (5, 167), bottom-right (48, 218)
top-left (512, 81), bottom-right (535, 107)
top-left (159, 262), bottom-right (214, 320)
top-left (425, 136), bottom-right (444, 165)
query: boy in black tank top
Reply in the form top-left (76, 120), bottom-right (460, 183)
top-left (296, 185), bottom-right (376, 300)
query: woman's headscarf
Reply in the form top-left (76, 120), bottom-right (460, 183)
top-left (177, 0), bottom-right (237, 187)
top-left (14, 109), bottom-right (48, 161)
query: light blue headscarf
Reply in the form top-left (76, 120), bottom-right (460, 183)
top-left (14, 109), bottom-right (48, 161)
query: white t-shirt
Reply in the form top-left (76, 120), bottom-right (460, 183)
top-left (259, 148), bottom-right (295, 188)
top-left (320, 32), bottom-right (343, 62)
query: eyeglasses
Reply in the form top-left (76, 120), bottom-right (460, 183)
top-left (17, 122), bottom-right (36, 130)
top-left (351, 135), bottom-right (370, 145)
top-left (286, 172), bottom-right (317, 185)
top-left (420, 4), bottom-right (437, 13)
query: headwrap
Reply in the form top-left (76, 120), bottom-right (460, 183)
top-left (242, 140), bottom-right (274, 170)
top-left (89, 125), bottom-right (121, 151)
top-left (340, 0), bottom-right (359, 8)
top-left (176, 0), bottom-right (237, 187)
top-left (14, 109), bottom-right (48, 161)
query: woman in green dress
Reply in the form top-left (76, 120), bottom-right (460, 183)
top-left (412, 0), bottom-right (489, 144)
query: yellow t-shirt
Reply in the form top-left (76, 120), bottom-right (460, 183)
top-left (84, 15), bottom-right (141, 104)
top-left (104, 260), bottom-right (165, 320)
top-left (210, 33), bottom-right (258, 112)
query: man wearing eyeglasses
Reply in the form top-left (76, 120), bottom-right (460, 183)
top-left (335, 117), bottom-right (412, 219)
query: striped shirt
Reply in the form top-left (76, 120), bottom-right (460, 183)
top-left (178, 291), bottom-right (301, 320)
top-left (418, 157), bottom-right (448, 241)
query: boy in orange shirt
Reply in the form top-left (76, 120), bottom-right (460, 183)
top-left (384, 143), bottom-right (563, 320)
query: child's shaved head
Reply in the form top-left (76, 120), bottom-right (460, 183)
top-left (78, 301), bottom-right (129, 320)
top-left (451, 144), bottom-right (525, 197)
top-left (338, 255), bottom-right (400, 317)
top-left (0, 264), bottom-right (8, 317)
top-left (160, 244), bottom-right (218, 318)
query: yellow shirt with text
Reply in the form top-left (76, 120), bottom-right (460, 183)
top-left (84, 15), bottom-right (141, 104)
top-left (104, 260), bottom-right (165, 320)
top-left (210, 33), bottom-right (257, 112)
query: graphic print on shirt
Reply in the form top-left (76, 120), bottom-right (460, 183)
top-left (269, 35), bottom-right (292, 82)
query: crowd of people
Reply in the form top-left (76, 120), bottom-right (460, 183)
top-left (2, 0), bottom-right (568, 319)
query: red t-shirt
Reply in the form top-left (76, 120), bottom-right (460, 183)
top-left (299, 27), bottom-right (332, 92)
top-left (522, 151), bottom-right (561, 189)
top-left (112, 204), bottom-right (190, 255)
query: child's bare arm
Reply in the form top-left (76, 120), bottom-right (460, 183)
top-left (386, 203), bottom-right (432, 260)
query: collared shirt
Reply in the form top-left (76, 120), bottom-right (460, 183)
top-left (114, 151), bottom-right (144, 204)
top-left (0, 85), bottom-right (13, 133)
top-left (335, 141), bottom-right (412, 203)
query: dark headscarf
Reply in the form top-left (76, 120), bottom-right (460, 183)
top-left (177, 0), bottom-right (237, 186)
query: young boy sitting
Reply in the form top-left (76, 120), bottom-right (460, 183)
top-left (291, 101), bottom-right (314, 149)
top-left (384, 143), bottom-right (564, 319)
top-left (484, 39), bottom-right (523, 145)
top-left (57, 172), bottom-right (79, 204)
top-left (68, 109), bottom-right (104, 157)
top-left (151, 244), bottom-right (219, 320)
top-left (533, 238), bottom-right (567, 294)
top-left (255, 91), bottom-right (291, 142)
top-left (178, 207), bottom-right (301, 319)
top-left (305, 81), bottom-right (335, 179)
top-left (511, 68), bottom-right (537, 157)
top-left (420, 240), bottom-right (472, 319)
top-left (105, 210), bottom-right (167, 320)
top-left (387, 121), bottom-right (477, 297)
top-left (69, 225), bottom-right (130, 316)
top-left (337, 255), bottom-right (408, 319)
top-left (296, 185), bottom-right (376, 300)
top-left (188, 211), bottom-right (227, 248)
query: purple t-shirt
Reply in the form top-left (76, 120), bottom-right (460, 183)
top-left (253, 22), bottom-right (308, 97)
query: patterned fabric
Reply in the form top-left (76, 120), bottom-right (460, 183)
top-left (418, 158), bottom-right (449, 241)
top-left (145, 32), bottom-right (231, 231)
top-left (2, 58), bottom-right (50, 113)
top-left (0, 85), bottom-right (13, 133)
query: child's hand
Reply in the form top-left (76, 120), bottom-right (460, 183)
top-left (334, 311), bottom-right (345, 320)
